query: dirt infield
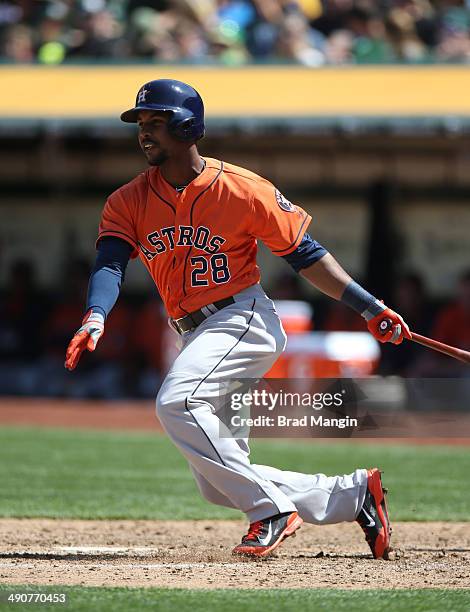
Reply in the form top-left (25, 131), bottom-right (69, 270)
top-left (1, 400), bottom-right (469, 590)
top-left (0, 399), bottom-right (161, 431)
top-left (0, 519), bottom-right (469, 589)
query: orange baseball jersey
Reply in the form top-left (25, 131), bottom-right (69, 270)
top-left (98, 158), bottom-right (312, 319)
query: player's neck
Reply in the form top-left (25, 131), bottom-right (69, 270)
top-left (159, 148), bottom-right (205, 189)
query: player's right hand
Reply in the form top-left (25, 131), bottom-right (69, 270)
top-left (65, 310), bottom-right (105, 371)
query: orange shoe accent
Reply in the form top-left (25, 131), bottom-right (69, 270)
top-left (366, 468), bottom-right (392, 559)
top-left (233, 511), bottom-right (303, 558)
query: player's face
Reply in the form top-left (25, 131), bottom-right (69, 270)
top-left (137, 110), bottom-right (174, 166)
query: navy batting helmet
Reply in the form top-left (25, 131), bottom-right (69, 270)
top-left (120, 79), bottom-right (205, 141)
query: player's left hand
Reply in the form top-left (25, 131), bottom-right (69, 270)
top-left (65, 310), bottom-right (105, 371)
top-left (367, 307), bottom-right (411, 345)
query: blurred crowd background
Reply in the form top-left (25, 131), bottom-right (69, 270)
top-left (2, 0), bottom-right (470, 66)
top-left (0, 251), bottom-right (469, 398)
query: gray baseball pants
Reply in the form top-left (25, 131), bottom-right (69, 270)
top-left (156, 283), bottom-right (367, 523)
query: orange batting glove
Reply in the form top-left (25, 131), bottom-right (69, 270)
top-left (65, 310), bottom-right (105, 371)
top-left (367, 307), bottom-right (412, 345)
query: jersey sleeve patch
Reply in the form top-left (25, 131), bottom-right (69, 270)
top-left (275, 189), bottom-right (295, 212)
top-left (249, 179), bottom-right (312, 256)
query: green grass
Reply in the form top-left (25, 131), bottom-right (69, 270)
top-left (0, 587), bottom-right (469, 612)
top-left (251, 438), bottom-right (470, 521)
top-left (0, 426), bottom-right (469, 520)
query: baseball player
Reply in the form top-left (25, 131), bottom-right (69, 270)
top-left (65, 79), bottom-right (411, 560)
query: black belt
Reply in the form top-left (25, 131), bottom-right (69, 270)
top-left (171, 296), bottom-right (236, 335)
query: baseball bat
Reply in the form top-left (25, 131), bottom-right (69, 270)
top-left (379, 319), bottom-right (470, 364)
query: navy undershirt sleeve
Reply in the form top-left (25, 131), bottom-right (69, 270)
top-left (282, 232), bottom-right (328, 273)
top-left (86, 236), bottom-right (133, 319)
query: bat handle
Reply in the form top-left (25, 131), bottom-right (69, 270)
top-left (378, 318), bottom-right (470, 364)
top-left (381, 320), bottom-right (470, 363)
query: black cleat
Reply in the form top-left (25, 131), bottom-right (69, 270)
top-left (357, 468), bottom-right (392, 559)
top-left (233, 511), bottom-right (303, 557)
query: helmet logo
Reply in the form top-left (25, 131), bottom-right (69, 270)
top-left (137, 87), bottom-right (148, 104)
